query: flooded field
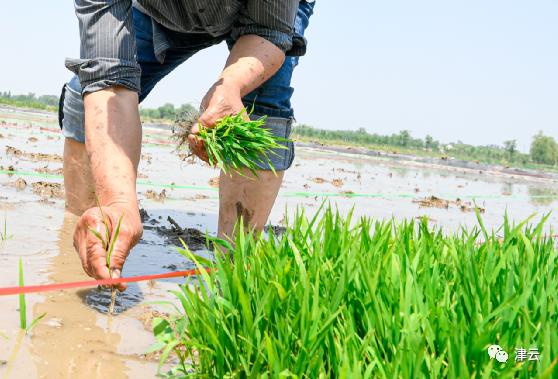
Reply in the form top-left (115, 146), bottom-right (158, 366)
top-left (0, 106), bottom-right (557, 378)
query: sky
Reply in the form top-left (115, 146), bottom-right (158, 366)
top-left (0, 1), bottom-right (557, 151)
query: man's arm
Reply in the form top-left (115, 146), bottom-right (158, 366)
top-left (68, 0), bottom-right (142, 290)
top-left (189, 0), bottom-right (298, 157)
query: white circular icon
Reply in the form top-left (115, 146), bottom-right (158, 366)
top-left (495, 350), bottom-right (509, 363)
top-left (488, 345), bottom-right (502, 359)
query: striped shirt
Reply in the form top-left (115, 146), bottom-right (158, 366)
top-left (66, 0), bottom-right (300, 95)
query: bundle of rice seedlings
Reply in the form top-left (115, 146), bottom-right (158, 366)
top-left (174, 110), bottom-right (288, 175)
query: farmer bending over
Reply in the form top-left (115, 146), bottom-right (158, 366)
top-left (59, 0), bottom-right (315, 289)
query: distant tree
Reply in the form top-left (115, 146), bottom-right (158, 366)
top-left (425, 135), bottom-right (440, 150)
top-left (530, 132), bottom-right (558, 165)
top-left (177, 103), bottom-right (196, 116)
top-left (503, 140), bottom-right (517, 160)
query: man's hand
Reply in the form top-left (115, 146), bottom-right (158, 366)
top-left (188, 34), bottom-right (285, 162)
top-left (79, 87), bottom-right (142, 289)
top-left (188, 80), bottom-right (246, 163)
top-left (73, 204), bottom-right (142, 292)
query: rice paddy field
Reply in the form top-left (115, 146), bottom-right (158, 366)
top-left (0, 106), bottom-right (557, 378)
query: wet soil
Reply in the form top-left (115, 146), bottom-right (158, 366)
top-left (6, 145), bottom-right (63, 162)
top-left (31, 181), bottom-right (64, 199)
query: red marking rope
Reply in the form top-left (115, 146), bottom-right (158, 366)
top-left (0, 268), bottom-right (210, 296)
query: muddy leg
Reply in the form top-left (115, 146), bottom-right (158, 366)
top-left (218, 169), bottom-right (284, 239)
top-left (63, 137), bottom-right (96, 215)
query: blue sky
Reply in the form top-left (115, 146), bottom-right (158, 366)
top-left (1, 1), bottom-right (556, 150)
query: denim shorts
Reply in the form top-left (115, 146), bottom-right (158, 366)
top-left (59, 1), bottom-right (315, 171)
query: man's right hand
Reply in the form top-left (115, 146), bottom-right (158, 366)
top-left (73, 204), bottom-right (142, 291)
top-left (78, 87), bottom-right (143, 291)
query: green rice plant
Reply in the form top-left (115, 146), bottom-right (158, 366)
top-left (88, 204), bottom-right (124, 314)
top-left (174, 110), bottom-right (288, 175)
top-left (1, 215), bottom-right (13, 241)
top-left (18, 258), bottom-right (46, 333)
top-left (151, 206), bottom-right (558, 378)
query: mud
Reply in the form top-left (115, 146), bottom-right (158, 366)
top-left (6, 145), bottom-right (63, 162)
top-left (235, 201), bottom-right (254, 225)
top-left (31, 181), bottom-right (64, 199)
top-left (332, 178), bottom-right (344, 187)
top-left (311, 177), bottom-right (327, 184)
top-left (34, 166), bottom-right (63, 176)
top-left (152, 215), bottom-right (209, 251)
top-left (208, 176), bottom-right (220, 188)
top-left (413, 195), bottom-right (485, 213)
top-left (145, 189), bottom-right (167, 202)
top-left (0, 107), bottom-right (557, 378)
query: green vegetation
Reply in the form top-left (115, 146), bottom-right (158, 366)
top-left (139, 102), bottom-right (196, 121)
top-left (18, 258), bottom-right (26, 330)
top-left (88, 204), bottom-right (124, 314)
top-left (530, 132), bottom-right (558, 166)
top-left (152, 207), bottom-right (558, 378)
top-left (175, 112), bottom-right (287, 175)
top-left (0, 91), bottom-right (58, 112)
top-left (1, 216), bottom-right (12, 241)
top-left (292, 124), bottom-right (558, 171)
top-left (18, 258), bottom-right (46, 333)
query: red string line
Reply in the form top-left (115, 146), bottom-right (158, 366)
top-left (0, 268), bottom-right (211, 296)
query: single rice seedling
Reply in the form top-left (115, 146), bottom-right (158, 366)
top-left (88, 203), bottom-right (124, 314)
top-left (151, 207), bottom-right (558, 378)
top-left (18, 258), bottom-right (46, 333)
top-left (174, 110), bottom-right (288, 175)
top-left (1, 214), bottom-right (13, 241)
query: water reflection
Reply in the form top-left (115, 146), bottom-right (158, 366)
top-left (528, 186), bottom-right (558, 207)
top-left (31, 212), bottom-right (129, 378)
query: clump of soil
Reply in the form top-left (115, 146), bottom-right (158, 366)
top-left (413, 196), bottom-right (449, 209)
top-left (35, 166), bottom-right (63, 176)
top-left (31, 181), bottom-right (64, 198)
top-left (266, 225), bottom-right (287, 236)
top-left (141, 153), bottom-right (153, 164)
top-left (311, 177), bottom-right (327, 184)
top-left (14, 177), bottom-right (27, 191)
top-left (332, 178), bottom-right (344, 187)
top-left (145, 189), bottom-right (167, 202)
top-left (208, 177), bottom-right (220, 188)
top-left (156, 215), bottom-right (209, 250)
top-left (188, 194), bottom-right (209, 200)
top-left (139, 208), bottom-right (150, 223)
top-left (28, 137), bottom-right (38, 143)
top-left (6, 145), bottom-right (62, 162)
top-left (455, 198), bottom-right (486, 213)
top-left (414, 196), bottom-right (486, 213)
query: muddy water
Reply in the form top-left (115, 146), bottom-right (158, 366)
top-left (1, 107), bottom-right (557, 378)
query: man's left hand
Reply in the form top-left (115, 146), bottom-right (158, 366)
top-left (188, 80), bottom-right (246, 162)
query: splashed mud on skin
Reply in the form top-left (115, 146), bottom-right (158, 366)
top-left (235, 201), bottom-right (254, 226)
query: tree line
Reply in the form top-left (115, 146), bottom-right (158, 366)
top-left (0, 91), bottom-right (58, 111)
top-left (1, 91), bottom-right (556, 167)
top-left (292, 125), bottom-right (558, 167)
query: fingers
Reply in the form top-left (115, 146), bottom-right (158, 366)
top-left (73, 206), bottom-right (142, 292)
top-left (188, 134), bottom-right (210, 163)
